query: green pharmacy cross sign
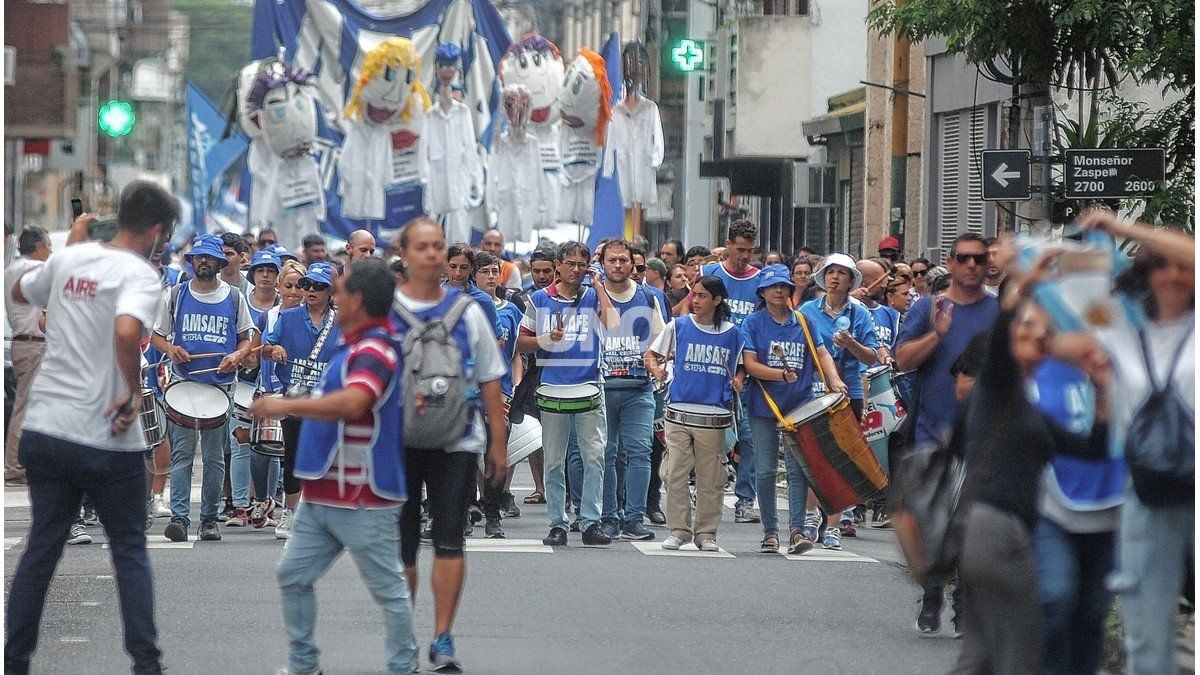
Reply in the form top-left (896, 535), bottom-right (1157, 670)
top-left (672, 39), bottom-right (704, 73)
top-left (98, 99), bottom-right (136, 137)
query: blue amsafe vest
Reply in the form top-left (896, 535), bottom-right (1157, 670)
top-left (868, 304), bottom-right (901, 351)
top-left (529, 286), bottom-right (602, 386)
top-left (644, 284), bottom-right (671, 324)
top-left (494, 299), bottom-right (524, 398)
top-left (741, 309), bottom-right (818, 419)
top-left (294, 326), bottom-right (406, 502)
top-left (173, 283), bottom-right (239, 385)
top-left (702, 262), bottom-right (761, 326)
top-left (274, 306), bottom-right (340, 391)
top-left (601, 285), bottom-right (655, 388)
top-left (668, 316), bottom-right (742, 409)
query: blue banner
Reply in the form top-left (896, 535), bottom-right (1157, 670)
top-left (187, 82), bottom-right (249, 233)
top-left (587, 32), bottom-right (624, 250)
top-left (248, 0), bottom-right (511, 240)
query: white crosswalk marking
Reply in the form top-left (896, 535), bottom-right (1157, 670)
top-left (104, 536), bottom-right (194, 550)
top-left (464, 538), bottom-right (553, 554)
top-left (629, 540), bottom-right (735, 558)
top-left (784, 549), bottom-right (878, 563)
top-left (4, 537), bottom-right (22, 550)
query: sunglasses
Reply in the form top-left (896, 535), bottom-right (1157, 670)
top-left (953, 253), bottom-right (989, 266)
top-left (634, 264), bottom-right (647, 273)
top-left (912, 268), bottom-right (928, 277)
top-left (297, 278), bottom-right (330, 292)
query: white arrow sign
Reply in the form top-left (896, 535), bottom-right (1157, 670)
top-left (991, 163), bottom-right (1021, 188)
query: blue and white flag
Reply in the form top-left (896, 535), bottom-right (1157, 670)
top-left (587, 32), bottom-right (624, 250)
top-left (187, 82), bottom-right (249, 233)
top-left (248, 0), bottom-right (511, 240)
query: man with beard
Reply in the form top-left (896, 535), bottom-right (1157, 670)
top-left (513, 247), bottom-right (556, 505)
top-left (982, 236), bottom-right (1007, 296)
top-left (302, 234), bottom-right (328, 266)
top-left (150, 234), bottom-right (255, 542)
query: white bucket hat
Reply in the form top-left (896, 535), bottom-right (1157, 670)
top-left (813, 253), bottom-right (862, 291)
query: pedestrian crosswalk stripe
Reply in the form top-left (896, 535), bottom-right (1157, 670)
top-left (104, 536), bottom-right (194, 550)
top-left (783, 549), bottom-right (878, 563)
top-left (464, 538), bottom-right (553, 554)
top-left (4, 537), bottom-right (21, 550)
top-left (629, 541), bottom-right (735, 558)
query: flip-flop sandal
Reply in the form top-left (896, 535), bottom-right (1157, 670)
top-left (523, 491), bottom-right (546, 504)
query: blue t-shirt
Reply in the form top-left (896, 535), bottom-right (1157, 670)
top-left (740, 309), bottom-right (823, 419)
top-left (867, 304), bottom-right (901, 352)
top-left (494, 299), bottom-right (523, 398)
top-left (702, 262), bottom-right (761, 326)
top-left (800, 296), bottom-right (879, 399)
top-left (895, 293), bottom-right (999, 444)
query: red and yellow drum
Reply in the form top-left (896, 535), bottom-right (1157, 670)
top-left (778, 393), bottom-right (888, 513)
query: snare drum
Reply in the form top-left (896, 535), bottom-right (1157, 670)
top-left (139, 388), bottom-right (166, 448)
top-left (535, 383), bottom-right (602, 414)
top-left (664, 403), bottom-right (734, 429)
top-left (506, 414), bottom-right (542, 467)
top-left (250, 393), bottom-right (285, 457)
top-left (162, 381), bottom-right (230, 430)
top-left (231, 380), bottom-right (258, 423)
top-left (863, 366), bottom-right (907, 474)
top-left (779, 393), bottom-right (888, 513)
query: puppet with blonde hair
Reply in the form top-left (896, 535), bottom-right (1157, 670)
top-left (426, 43), bottom-right (484, 244)
top-left (499, 32), bottom-right (565, 228)
top-left (488, 84), bottom-right (547, 242)
top-left (338, 37), bottom-right (432, 227)
top-left (558, 48), bottom-right (612, 226)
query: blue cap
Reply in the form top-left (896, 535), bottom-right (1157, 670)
top-left (271, 244), bottom-right (299, 263)
top-left (435, 43), bottom-right (463, 66)
top-left (184, 234), bottom-right (229, 268)
top-left (303, 262), bottom-right (335, 286)
top-left (249, 249), bottom-right (280, 272)
top-left (756, 263), bottom-right (795, 293)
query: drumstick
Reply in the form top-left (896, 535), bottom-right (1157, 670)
top-left (771, 343), bottom-right (795, 371)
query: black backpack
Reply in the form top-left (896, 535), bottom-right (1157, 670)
top-left (1125, 325), bottom-right (1194, 507)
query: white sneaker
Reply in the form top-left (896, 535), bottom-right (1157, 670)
top-left (661, 535), bottom-right (686, 550)
top-left (697, 539), bottom-right (720, 552)
top-left (149, 493), bottom-right (171, 518)
top-left (67, 523), bottom-right (92, 545)
top-left (275, 508), bottom-right (294, 540)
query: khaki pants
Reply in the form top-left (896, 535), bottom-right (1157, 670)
top-left (5, 340), bottom-right (44, 481)
top-left (661, 421), bottom-right (727, 542)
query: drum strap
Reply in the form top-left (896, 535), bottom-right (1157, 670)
top-left (308, 308), bottom-right (337, 361)
top-left (756, 311), bottom-right (827, 434)
top-left (757, 382), bottom-right (794, 432)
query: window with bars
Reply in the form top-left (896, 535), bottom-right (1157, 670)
top-left (935, 106), bottom-right (991, 255)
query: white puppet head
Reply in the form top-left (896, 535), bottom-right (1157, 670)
top-left (236, 59), bottom-right (268, 139)
top-left (558, 49), bottom-right (612, 145)
top-left (498, 32), bottom-right (564, 125)
top-left (247, 62), bottom-right (318, 158)
top-left (345, 38), bottom-right (431, 126)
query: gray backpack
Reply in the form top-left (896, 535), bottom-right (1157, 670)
top-left (392, 294), bottom-right (475, 450)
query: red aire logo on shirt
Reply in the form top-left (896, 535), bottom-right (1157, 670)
top-left (62, 276), bottom-right (98, 302)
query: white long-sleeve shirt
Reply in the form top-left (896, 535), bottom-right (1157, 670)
top-left (488, 130), bottom-right (547, 242)
top-left (425, 99), bottom-right (482, 217)
top-left (606, 95), bottom-right (664, 207)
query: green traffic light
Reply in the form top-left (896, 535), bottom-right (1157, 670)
top-left (98, 99), bottom-right (136, 137)
top-left (672, 39), bottom-right (703, 72)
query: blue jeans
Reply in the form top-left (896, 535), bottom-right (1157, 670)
top-left (277, 502), bottom-right (417, 675)
top-left (1033, 517), bottom-right (1114, 675)
top-left (602, 385), bottom-right (654, 526)
top-left (251, 452), bottom-right (281, 504)
top-left (168, 419), bottom-right (228, 525)
top-left (541, 399), bottom-right (606, 531)
top-left (732, 396), bottom-right (756, 507)
top-left (1110, 483), bottom-right (1193, 675)
top-left (229, 420), bottom-right (251, 509)
top-left (749, 416), bottom-right (806, 534)
top-left (6, 431), bottom-right (161, 672)
top-left (566, 428), bottom-right (581, 514)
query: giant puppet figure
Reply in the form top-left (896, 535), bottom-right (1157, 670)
top-left (498, 33), bottom-right (565, 228)
top-left (339, 37), bottom-right (431, 235)
top-left (557, 49), bottom-right (612, 227)
top-left (426, 43), bottom-right (484, 245)
top-left (488, 84), bottom-right (546, 242)
top-left (238, 60), bottom-right (325, 245)
top-left (606, 40), bottom-right (664, 210)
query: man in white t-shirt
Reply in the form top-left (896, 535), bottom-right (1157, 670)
top-left (149, 234), bottom-right (254, 543)
top-left (4, 226), bottom-right (51, 485)
top-left (5, 180), bottom-right (176, 675)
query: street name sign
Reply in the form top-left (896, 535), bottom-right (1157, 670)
top-left (981, 150), bottom-right (1032, 201)
top-left (1064, 148), bottom-right (1165, 199)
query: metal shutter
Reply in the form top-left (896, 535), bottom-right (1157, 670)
top-left (965, 106), bottom-right (986, 236)
top-left (938, 111), bottom-right (961, 254)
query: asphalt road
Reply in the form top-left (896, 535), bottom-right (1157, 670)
top-left (4, 464), bottom-right (959, 674)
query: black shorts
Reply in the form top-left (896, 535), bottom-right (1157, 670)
top-left (281, 418), bottom-right (302, 495)
top-left (399, 448), bottom-right (478, 567)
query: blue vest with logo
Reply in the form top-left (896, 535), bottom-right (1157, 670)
top-left (702, 262), bottom-right (761, 326)
top-left (868, 304), bottom-right (901, 351)
top-left (529, 286), bottom-right (602, 386)
top-left (495, 299), bottom-right (523, 398)
top-left (601, 284), bottom-right (655, 388)
top-left (644, 284), bottom-right (670, 324)
top-left (173, 282), bottom-right (239, 385)
top-left (273, 306), bottom-right (340, 391)
top-left (668, 316), bottom-right (742, 409)
top-left (294, 326), bottom-right (406, 502)
top-left (740, 309), bottom-right (819, 419)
